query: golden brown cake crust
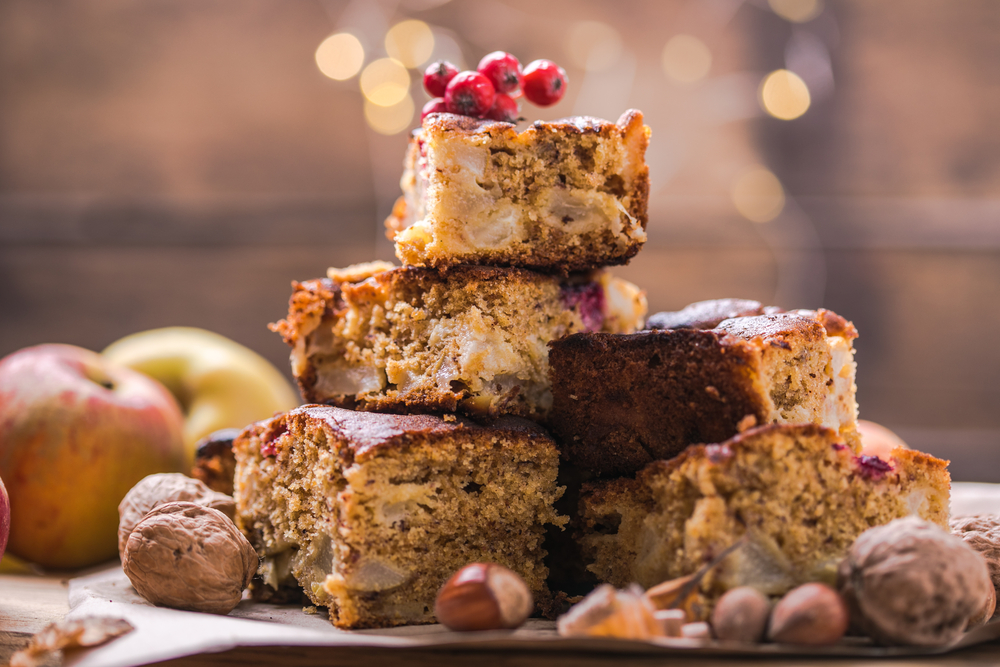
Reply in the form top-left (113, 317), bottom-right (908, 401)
top-left (282, 404), bottom-right (551, 461)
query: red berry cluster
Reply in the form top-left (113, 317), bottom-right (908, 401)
top-left (422, 51), bottom-right (568, 123)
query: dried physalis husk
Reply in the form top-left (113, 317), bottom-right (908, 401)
top-left (123, 501), bottom-right (258, 614)
top-left (118, 472), bottom-right (235, 557)
top-left (10, 617), bottom-right (133, 667)
top-left (557, 584), bottom-right (662, 640)
top-left (643, 574), bottom-right (706, 621)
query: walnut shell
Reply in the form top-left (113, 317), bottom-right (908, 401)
top-left (122, 501), bottom-right (258, 614)
top-left (838, 516), bottom-right (993, 646)
top-left (118, 473), bottom-right (235, 557)
top-left (951, 515), bottom-right (1000, 594)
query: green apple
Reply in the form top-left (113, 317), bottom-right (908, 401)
top-left (102, 328), bottom-right (299, 456)
top-left (0, 344), bottom-right (187, 568)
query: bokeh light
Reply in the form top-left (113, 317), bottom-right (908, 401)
top-left (315, 33), bottom-right (365, 81)
top-left (661, 35), bottom-right (712, 84)
top-left (769, 0), bottom-right (824, 23)
top-left (385, 20), bottom-right (435, 69)
top-left (364, 95), bottom-right (415, 135)
top-left (759, 69), bottom-right (811, 120)
top-left (564, 20), bottom-right (623, 72)
top-left (732, 166), bottom-right (785, 222)
top-left (360, 58), bottom-right (411, 107)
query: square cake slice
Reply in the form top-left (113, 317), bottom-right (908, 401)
top-left (234, 405), bottom-right (566, 629)
top-left (270, 261), bottom-right (646, 421)
top-left (577, 423), bottom-right (950, 616)
top-left (547, 306), bottom-right (860, 476)
top-left (385, 110), bottom-right (650, 272)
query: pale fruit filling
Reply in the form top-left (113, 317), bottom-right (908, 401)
top-left (298, 272), bottom-right (646, 419)
top-left (394, 132), bottom-right (646, 261)
top-left (821, 336), bottom-right (859, 441)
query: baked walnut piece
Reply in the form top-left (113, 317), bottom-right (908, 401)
top-left (548, 306), bottom-right (861, 476)
top-left (578, 424), bottom-right (951, 618)
top-left (234, 405), bottom-right (566, 629)
top-left (270, 261), bottom-right (646, 421)
top-left (385, 110), bottom-right (650, 272)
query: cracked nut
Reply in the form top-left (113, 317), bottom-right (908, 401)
top-left (122, 501), bottom-right (258, 614)
top-left (767, 583), bottom-right (848, 645)
top-left (434, 563), bottom-right (533, 631)
top-left (118, 473), bottom-right (235, 557)
top-left (557, 584), bottom-right (662, 640)
top-left (711, 586), bottom-right (771, 643)
top-left (838, 516), bottom-right (993, 646)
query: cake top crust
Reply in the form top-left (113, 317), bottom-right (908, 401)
top-left (645, 300), bottom-right (858, 341)
top-left (646, 298), bottom-right (770, 331)
top-left (639, 422), bottom-right (948, 483)
top-left (420, 108), bottom-right (645, 140)
top-left (716, 311), bottom-right (826, 345)
top-left (286, 404), bottom-right (552, 459)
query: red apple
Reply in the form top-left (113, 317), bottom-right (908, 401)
top-left (0, 474), bottom-right (9, 561)
top-left (0, 344), bottom-right (187, 569)
top-left (858, 419), bottom-right (909, 461)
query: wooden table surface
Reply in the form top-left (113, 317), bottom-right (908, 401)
top-left (5, 571), bottom-right (1000, 667)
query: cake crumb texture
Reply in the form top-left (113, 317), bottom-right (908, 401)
top-left (386, 110), bottom-right (650, 272)
top-left (271, 264), bottom-right (645, 421)
top-left (577, 423), bottom-right (950, 616)
top-left (234, 405), bottom-right (566, 628)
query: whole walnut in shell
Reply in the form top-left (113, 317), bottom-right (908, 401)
top-left (122, 501), bottom-right (258, 614)
top-left (951, 515), bottom-right (1000, 595)
top-left (118, 473), bottom-right (235, 557)
top-left (838, 516), bottom-right (993, 646)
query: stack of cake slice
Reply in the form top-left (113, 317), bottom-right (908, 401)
top-left (234, 110), bottom-right (654, 628)
top-left (547, 298), bottom-right (951, 613)
top-left (234, 107), bottom-right (952, 629)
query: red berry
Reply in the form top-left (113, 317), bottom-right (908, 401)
top-left (477, 51), bottom-right (523, 94)
top-left (423, 60), bottom-right (459, 97)
top-left (484, 93), bottom-right (520, 123)
top-left (421, 97), bottom-right (448, 121)
top-left (444, 71), bottom-right (496, 118)
top-left (522, 60), bottom-right (567, 107)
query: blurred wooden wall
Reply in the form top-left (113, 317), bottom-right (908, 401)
top-left (2, 0), bottom-right (998, 478)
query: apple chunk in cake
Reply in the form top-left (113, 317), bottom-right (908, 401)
top-left (270, 261), bottom-right (646, 421)
top-left (234, 405), bottom-right (566, 628)
top-left (578, 424), bottom-right (950, 617)
top-left (385, 110), bottom-right (650, 271)
top-left (548, 307), bottom-right (861, 476)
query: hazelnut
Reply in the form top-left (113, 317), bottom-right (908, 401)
top-left (118, 473), bottom-right (235, 557)
top-left (122, 501), bottom-right (258, 614)
top-left (434, 563), bottom-right (533, 631)
top-left (557, 584), bottom-right (662, 640)
top-left (711, 586), bottom-right (771, 643)
top-left (838, 516), bottom-right (993, 646)
top-left (767, 583), bottom-right (848, 645)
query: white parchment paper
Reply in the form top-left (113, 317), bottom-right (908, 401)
top-left (61, 482), bottom-right (1000, 666)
